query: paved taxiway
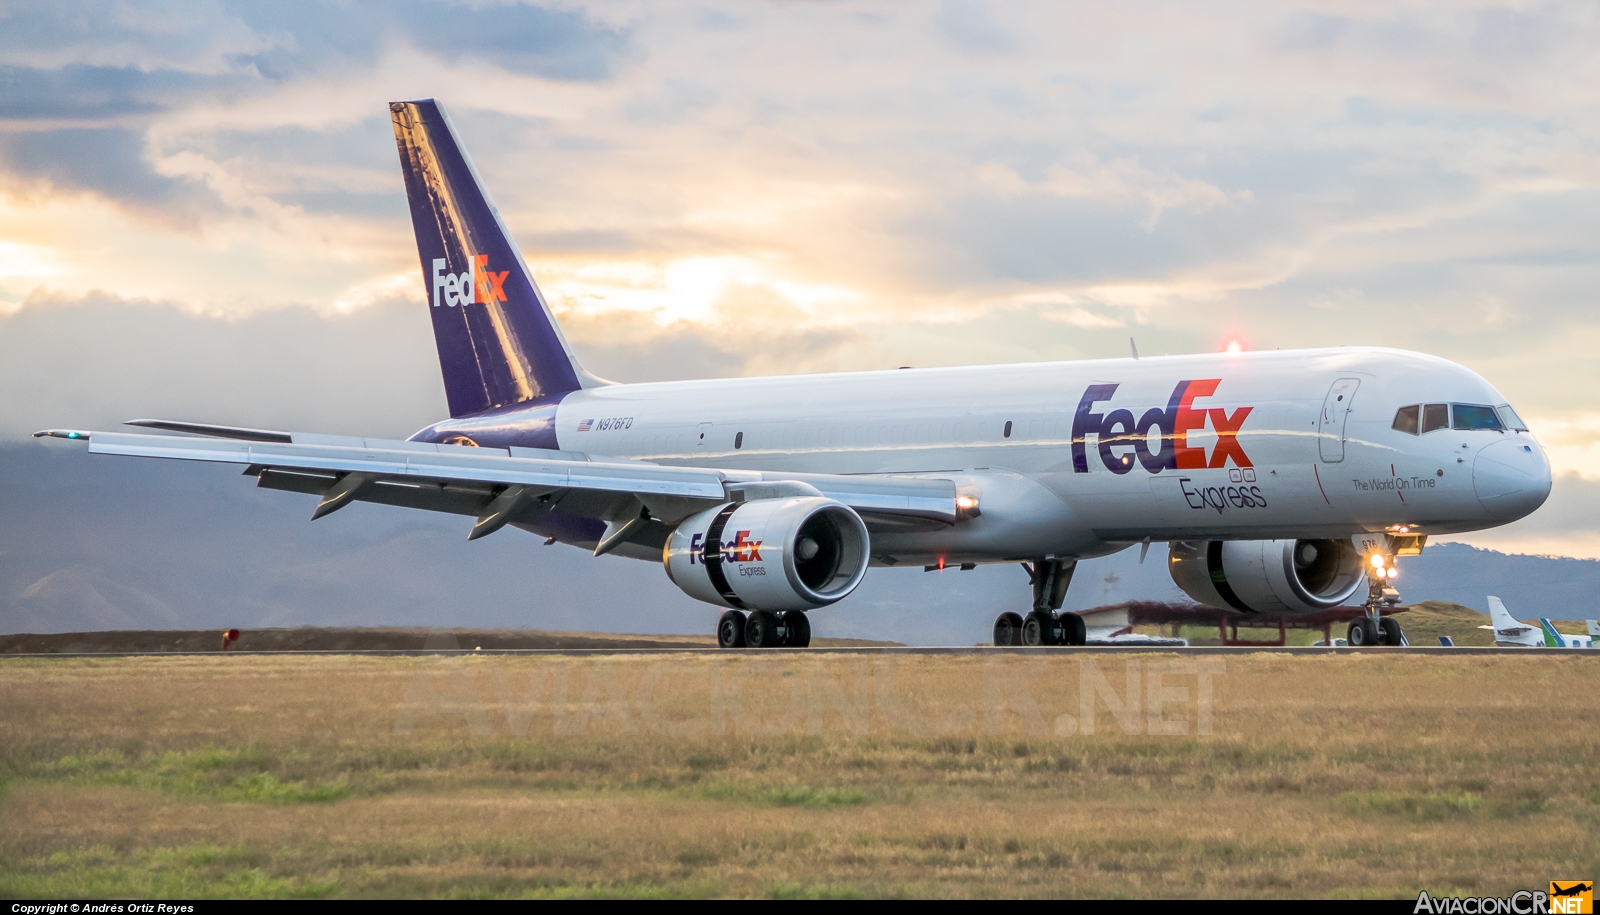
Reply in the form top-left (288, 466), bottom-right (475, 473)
top-left (2, 646), bottom-right (1589, 658)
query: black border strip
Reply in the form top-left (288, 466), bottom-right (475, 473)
top-left (1207, 540), bottom-right (1255, 613)
top-left (702, 504), bottom-right (746, 609)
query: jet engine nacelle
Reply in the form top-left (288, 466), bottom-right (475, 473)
top-left (664, 497), bottom-right (871, 611)
top-left (1168, 539), bottom-right (1365, 614)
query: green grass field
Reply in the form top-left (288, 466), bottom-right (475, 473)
top-left (2, 650), bottom-right (1596, 898)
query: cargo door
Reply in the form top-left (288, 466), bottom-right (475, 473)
top-left (1318, 378), bottom-right (1361, 463)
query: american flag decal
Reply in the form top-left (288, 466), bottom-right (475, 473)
top-left (577, 419), bottom-right (593, 432)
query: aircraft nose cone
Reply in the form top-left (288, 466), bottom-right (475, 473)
top-left (1473, 438), bottom-right (1552, 522)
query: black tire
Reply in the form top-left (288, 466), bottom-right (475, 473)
top-left (785, 612), bottom-right (812, 648)
top-left (1346, 621), bottom-right (1363, 646)
top-left (1348, 618), bottom-right (1378, 646)
top-left (745, 609), bottom-right (781, 648)
top-left (717, 610), bottom-right (747, 648)
top-left (1023, 611), bottom-right (1056, 647)
top-left (993, 612), bottom-right (1025, 646)
top-left (1061, 612), bottom-right (1087, 646)
top-left (1379, 617), bottom-right (1404, 646)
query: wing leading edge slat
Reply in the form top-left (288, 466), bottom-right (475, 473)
top-left (84, 432), bottom-right (729, 501)
top-left (58, 430), bottom-right (958, 526)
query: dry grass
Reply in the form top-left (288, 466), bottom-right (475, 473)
top-left (1, 651), bottom-right (1597, 898)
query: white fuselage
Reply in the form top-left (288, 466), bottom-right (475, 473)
top-left (538, 346), bottom-right (1550, 566)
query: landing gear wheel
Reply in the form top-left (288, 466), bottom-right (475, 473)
top-left (1347, 618), bottom-right (1379, 646)
top-left (1023, 611), bottom-right (1057, 647)
top-left (746, 609), bottom-right (781, 648)
top-left (994, 612), bottom-right (1025, 646)
top-left (1061, 612), bottom-right (1087, 647)
top-left (1379, 617), bottom-right (1404, 646)
top-left (784, 611), bottom-right (812, 648)
top-left (717, 610), bottom-right (748, 648)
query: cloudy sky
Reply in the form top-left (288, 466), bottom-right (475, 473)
top-left (3, 1), bottom-right (1600, 558)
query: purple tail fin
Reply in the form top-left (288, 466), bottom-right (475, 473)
top-left (391, 99), bottom-right (593, 418)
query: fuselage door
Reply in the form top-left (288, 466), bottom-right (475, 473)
top-left (1319, 378), bottom-right (1361, 463)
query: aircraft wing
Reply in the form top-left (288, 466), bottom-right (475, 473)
top-left (34, 428), bottom-right (960, 545)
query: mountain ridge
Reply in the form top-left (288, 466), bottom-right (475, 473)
top-left (4, 443), bottom-right (1596, 645)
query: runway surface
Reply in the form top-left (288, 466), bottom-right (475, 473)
top-left (2, 645), bottom-right (1591, 658)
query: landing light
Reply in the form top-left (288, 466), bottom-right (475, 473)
top-left (955, 495), bottom-right (978, 510)
top-left (1370, 554), bottom-right (1387, 569)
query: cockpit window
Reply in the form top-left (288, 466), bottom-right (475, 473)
top-left (1496, 404), bottom-right (1529, 432)
top-left (1452, 404), bottom-right (1504, 431)
top-left (1392, 405), bottom-right (1419, 435)
top-left (1422, 403), bottom-right (1449, 434)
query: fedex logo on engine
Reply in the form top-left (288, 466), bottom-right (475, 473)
top-left (1071, 379), bottom-right (1252, 475)
top-left (431, 255), bottom-right (510, 308)
top-left (689, 530), bottom-right (764, 565)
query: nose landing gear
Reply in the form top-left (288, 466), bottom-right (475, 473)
top-left (1348, 556), bottom-right (1408, 646)
top-left (994, 558), bottom-right (1086, 646)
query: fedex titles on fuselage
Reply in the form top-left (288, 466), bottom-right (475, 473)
top-left (1072, 379), bottom-right (1252, 475)
top-left (431, 254), bottom-right (508, 308)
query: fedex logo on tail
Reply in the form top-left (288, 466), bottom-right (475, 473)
top-left (432, 255), bottom-right (509, 308)
top-left (1071, 379), bottom-right (1252, 475)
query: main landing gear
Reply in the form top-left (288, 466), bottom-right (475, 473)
top-left (716, 609), bottom-right (811, 649)
top-left (993, 558), bottom-right (1087, 646)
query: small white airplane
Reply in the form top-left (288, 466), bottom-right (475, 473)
top-left (1480, 596), bottom-right (1594, 648)
top-left (1538, 618), bottom-right (1594, 649)
top-left (1481, 596), bottom-right (1542, 646)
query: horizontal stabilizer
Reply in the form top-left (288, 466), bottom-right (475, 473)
top-left (124, 419), bottom-right (292, 443)
top-left (81, 431), bottom-right (729, 501)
